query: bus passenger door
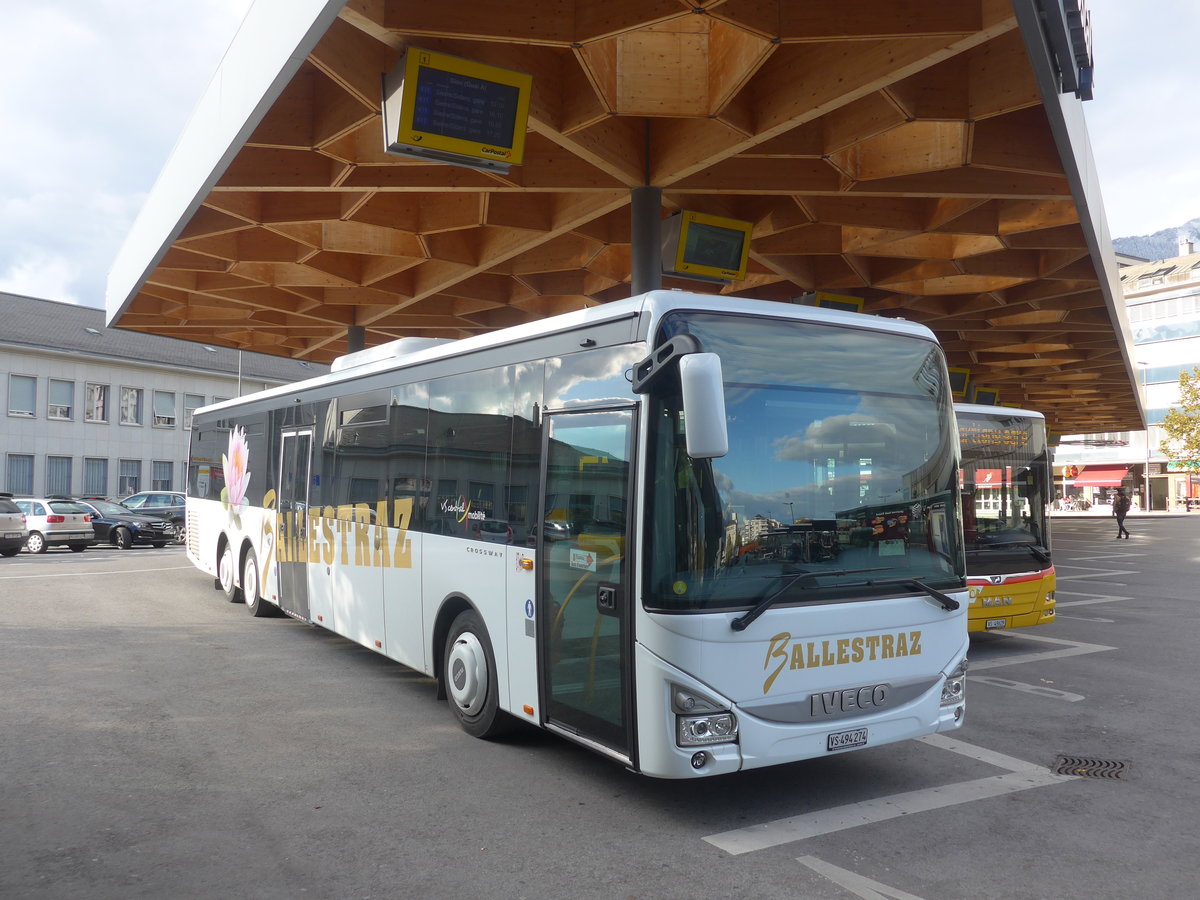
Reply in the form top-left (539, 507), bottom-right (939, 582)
top-left (539, 409), bottom-right (634, 760)
top-left (278, 429), bottom-right (312, 619)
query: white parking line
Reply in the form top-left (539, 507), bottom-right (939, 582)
top-left (1055, 590), bottom-right (1130, 608)
top-left (970, 674), bottom-right (1085, 701)
top-left (1056, 568), bottom-right (1135, 585)
top-left (968, 630), bottom-right (1115, 670)
top-left (0, 564), bottom-right (194, 580)
top-left (797, 855), bottom-right (927, 900)
top-left (703, 735), bottom-right (1076, 855)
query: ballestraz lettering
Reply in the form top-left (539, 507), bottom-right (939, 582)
top-left (762, 630), bottom-right (923, 694)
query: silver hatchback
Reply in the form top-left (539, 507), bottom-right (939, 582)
top-left (0, 494), bottom-right (28, 557)
top-left (15, 498), bottom-right (95, 553)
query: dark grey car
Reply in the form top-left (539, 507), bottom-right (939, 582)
top-left (76, 499), bottom-right (174, 550)
top-left (118, 491), bottom-right (187, 542)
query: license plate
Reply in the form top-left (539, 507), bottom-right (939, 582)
top-left (3, 532), bottom-right (19, 539)
top-left (985, 618), bottom-right (1008, 629)
top-left (827, 727), bottom-right (868, 751)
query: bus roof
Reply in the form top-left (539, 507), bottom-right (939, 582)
top-left (196, 291), bottom-right (941, 417)
top-left (955, 403), bottom-right (1046, 421)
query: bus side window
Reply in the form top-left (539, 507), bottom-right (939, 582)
top-left (425, 368), bottom-right (516, 539)
top-left (388, 384), bottom-right (429, 531)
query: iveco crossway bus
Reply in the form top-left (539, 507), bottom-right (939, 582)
top-left (186, 292), bottom-right (968, 778)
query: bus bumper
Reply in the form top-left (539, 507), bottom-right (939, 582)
top-left (634, 644), bottom-right (966, 779)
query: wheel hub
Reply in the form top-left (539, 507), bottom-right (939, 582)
top-left (447, 633), bottom-right (486, 716)
top-left (219, 548), bottom-right (234, 592)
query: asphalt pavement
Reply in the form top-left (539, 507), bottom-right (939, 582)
top-left (1, 523), bottom-right (1197, 899)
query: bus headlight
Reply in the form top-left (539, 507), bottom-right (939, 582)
top-left (672, 683), bottom-right (738, 747)
top-left (678, 712), bottom-right (738, 747)
top-left (940, 658), bottom-right (967, 707)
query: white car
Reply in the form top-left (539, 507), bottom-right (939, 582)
top-left (0, 494), bottom-right (29, 557)
top-left (14, 497), bottom-right (95, 553)
top-left (475, 519), bottom-right (513, 544)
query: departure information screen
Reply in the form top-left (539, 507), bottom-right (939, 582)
top-left (412, 67), bottom-right (520, 147)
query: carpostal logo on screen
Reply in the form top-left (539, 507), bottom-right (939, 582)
top-left (762, 630), bottom-right (923, 694)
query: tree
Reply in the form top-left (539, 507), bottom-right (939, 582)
top-left (1157, 366), bottom-right (1200, 470)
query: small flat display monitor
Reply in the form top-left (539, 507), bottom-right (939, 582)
top-left (947, 367), bottom-right (970, 399)
top-left (382, 48), bottom-right (532, 174)
top-left (661, 211), bottom-right (752, 283)
top-left (973, 387), bottom-right (999, 406)
top-left (813, 291), bottom-right (865, 314)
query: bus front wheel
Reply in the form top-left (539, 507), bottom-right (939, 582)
top-left (443, 610), bottom-right (511, 739)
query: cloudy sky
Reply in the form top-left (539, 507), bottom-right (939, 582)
top-left (0, 0), bottom-right (1194, 310)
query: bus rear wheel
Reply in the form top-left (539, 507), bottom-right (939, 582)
top-left (218, 542), bottom-right (241, 602)
top-left (444, 610), bottom-right (512, 739)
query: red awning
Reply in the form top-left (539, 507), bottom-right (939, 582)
top-left (1071, 465), bottom-right (1130, 487)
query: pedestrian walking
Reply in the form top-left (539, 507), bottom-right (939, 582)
top-left (1113, 488), bottom-right (1131, 539)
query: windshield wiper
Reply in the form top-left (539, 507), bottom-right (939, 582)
top-left (730, 567), bottom-right (889, 632)
top-left (830, 576), bottom-right (961, 612)
top-left (974, 540), bottom-right (1051, 565)
top-left (1025, 544), bottom-right (1051, 565)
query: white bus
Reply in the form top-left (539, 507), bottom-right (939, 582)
top-left (186, 291), bottom-right (968, 778)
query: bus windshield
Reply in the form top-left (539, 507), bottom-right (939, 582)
top-left (957, 409), bottom-right (1051, 574)
top-left (646, 311), bottom-right (963, 612)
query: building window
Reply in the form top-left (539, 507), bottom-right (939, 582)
top-left (6, 454), bottom-right (34, 495)
top-left (48, 379), bottom-right (74, 420)
top-left (118, 459), bottom-right (142, 495)
top-left (85, 383), bottom-right (110, 423)
top-left (184, 394), bottom-right (204, 430)
top-left (8, 374), bottom-right (36, 417)
top-left (120, 387), bottom-right (144, 425)
top-left (152, 461), bottom-right (173, 491)
top-left (153, 391), bottom-right (176, 427)
top-left (46, 456), bottom-right (72, 495)
top-left (84, 458), bottom-right (109, 497)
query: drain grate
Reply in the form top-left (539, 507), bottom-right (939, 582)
top-left (1051, 756), bottom-right (1131, 779)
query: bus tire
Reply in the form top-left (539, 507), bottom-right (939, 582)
top-left (242, 549), bottom-right (280, 618)
top-left (218, 541), bottom-right (241, 602)
top-left (444, 609), bottom-right (512, 739)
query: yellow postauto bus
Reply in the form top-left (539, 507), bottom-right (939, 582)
top-left (956, 404), bottom-right (1055, 632)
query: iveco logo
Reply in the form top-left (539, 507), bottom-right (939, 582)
top-left (810, 683), bottom-right (890, 717)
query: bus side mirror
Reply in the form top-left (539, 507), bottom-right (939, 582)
top-left (679, 353), bottom-right (728, 459)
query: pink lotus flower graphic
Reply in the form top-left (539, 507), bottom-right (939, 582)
top-left (221, 425), bottom-right (251, 518)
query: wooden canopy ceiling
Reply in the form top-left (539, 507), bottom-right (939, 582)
top-left (113, 0), bottom-right (1139, 435)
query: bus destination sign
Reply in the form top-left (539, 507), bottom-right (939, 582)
top-left (958, 418), bottom-right (1031, 449)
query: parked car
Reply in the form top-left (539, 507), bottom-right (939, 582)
top-left (118, 491), bottom-right (186, 542)
top-left (526, 519), bottom-right (571, 546)
top-left (0, 493), bottom-right (29, 557)
top-left (14, 498), bottom-right (95, 553)
top-left (72, 498), bottom-right (174, 550)
top-left (475, 518), bottom-right (514, 544)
